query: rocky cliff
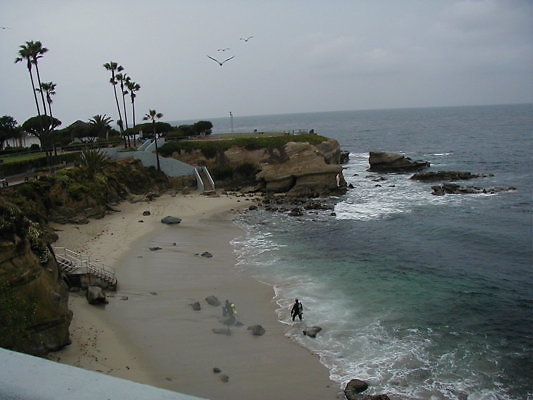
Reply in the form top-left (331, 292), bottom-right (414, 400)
top-left (0, 158), bottom-right (173, 356)
top-left (0, 198), bottom-right (72, 355)
top-left (168, 137), bottom-right (347, 197)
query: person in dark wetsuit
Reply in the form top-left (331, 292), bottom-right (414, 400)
top-left (291, 298), bottom-right (303, 321)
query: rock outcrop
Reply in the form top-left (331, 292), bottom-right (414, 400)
top-left (431, 184), bottom-right (516, 196)
top-left (368, 151), bottom-right (429, 173)
top-left (168, 137), bottom-right (347, 197)
top-left (411, 171), bottom-right (492, 181)
top-left (256, 139), bottom-right (346, 196)
top-left (0, 199), bottom-right (72, 355)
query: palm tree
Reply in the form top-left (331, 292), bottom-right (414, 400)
top-left (115, 72), bottom-right (129, 131)
top-left (125, 80), bottom-right (141, 146)
top-left (89, 114), bottom-right (113, 141)
top-left (15, 42), bottom-right (41, 115)
top-left (143, 109), bottom-right (163, 171)
top-left (125, 80), bottom-right (141, 128)
top-left (22, 41), bottom-right (49, 116)
top-left (103, 62), bottom-right (124, 137)
top-left (36, 81), bottom-right (56, 118)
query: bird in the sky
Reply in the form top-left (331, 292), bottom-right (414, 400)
top-left (240, 35), bottom-right (254, 42)
top-left (217, 47), bottom-right (231, 52)
top-left (207, 55), bottom-right (235, 66)
top-left (0, 26), bottom-right (9, 30)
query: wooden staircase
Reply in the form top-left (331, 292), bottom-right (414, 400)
top-left (53, 247), bottom-right (117, 290)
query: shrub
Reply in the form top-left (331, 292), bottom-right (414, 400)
top-left (158, 134), bottom-right (328, 160)
top-left (79, 149), bottom-right (109, 178)
top-left (67, 183), bottom-right (87, 201)
top-left (234, 162), bottom-right (257, 178)
top-left (211, 166), bottom-right (234, 180)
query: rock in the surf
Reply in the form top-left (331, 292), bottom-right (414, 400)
top-left (303, 326), bottom-right (322, 338)
top-left (368, 151), bottom-right (429, 173)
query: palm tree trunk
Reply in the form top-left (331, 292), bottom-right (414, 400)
top-left (34, 64), bottom-right (48, 116)
top-left (121, 86), bottom-right (129, 130)
top-left (132, 100), bottom-right (137, 146)
top-left (112, 85), bottom-right (125, 147)
top-left (113, 86), bottom-right (123, 129)
top-left (120, 83), bottom-right (130, 147)
top-left (28, 68), bottom-right (41, 115)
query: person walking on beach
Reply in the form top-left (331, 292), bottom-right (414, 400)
top-left (222, 300), bottom-right (235, 318)
top-left (291, 298), bottom-right (303, 321)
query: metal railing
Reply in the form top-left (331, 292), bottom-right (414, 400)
top-left (194, 166), bottom-right (215, 192)
top-left (53, 246), bottom-right (117, 288)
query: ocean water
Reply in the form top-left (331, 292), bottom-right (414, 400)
top-left (213, 104), bottom-right (532, 399)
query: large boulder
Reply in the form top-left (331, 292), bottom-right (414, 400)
top-left (161, 216), bottom-right (182, 225)
top-left (303, 326), bottom-right (322, 338)
top-left (86, 286), bottom-right (107, 305)
top-left (368, 151), bottom-right (429, 173)
top-left (205, 295), bottom-right (221, 306)
top-left (344, 379), bottom-right (368, 396)
top-left (247, 324), bottom-right (266, 336)
top-left (344, 378), bottom-right (390, 400)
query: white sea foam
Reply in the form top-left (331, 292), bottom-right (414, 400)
top-left (228, 148), bottom-right (524, 399)
top-left (231, 213), bottom-right (516, 400)
top-left (335, 153), bottom-right (473, 221)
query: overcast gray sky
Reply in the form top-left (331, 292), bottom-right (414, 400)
top-left (1, 0), bottom-right (532, 126)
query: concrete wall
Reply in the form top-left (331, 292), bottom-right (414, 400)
top-left (101, 144), bottom-right (197, 178)
top-left (0, 348), bottom-right (208, 400)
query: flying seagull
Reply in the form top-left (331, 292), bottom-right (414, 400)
top-left (240, 35), bottom-right (254, 42)
top-left (217, 47), bottom-right (231, 52)
top-left (207, 55), bottom-right (235, 66)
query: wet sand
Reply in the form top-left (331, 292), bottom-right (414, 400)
top-left (49, 192), bottom-right (341, 400)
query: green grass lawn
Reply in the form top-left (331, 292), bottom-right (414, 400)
top-left (0, 152), bottom-right (46, 164)
top-left (210, 132), bottom-right (287, 140)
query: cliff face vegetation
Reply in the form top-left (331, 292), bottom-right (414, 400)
top-left (161, 135), bottom-right (347, 197)
top-left (0, 156), bottom-right (174, 355)
top-left (0, 198), bottom-right (72, 355)
top-left (3, 157), bottom-right (171, 226)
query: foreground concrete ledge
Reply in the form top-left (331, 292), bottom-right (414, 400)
top-left (0, 348), bottom-right (208, 400)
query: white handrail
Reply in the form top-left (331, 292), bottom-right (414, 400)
top-left (53, 246), bottom-right (117, 286)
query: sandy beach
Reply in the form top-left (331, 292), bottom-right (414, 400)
top-left (48, 191), bottom-right (340, 400)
